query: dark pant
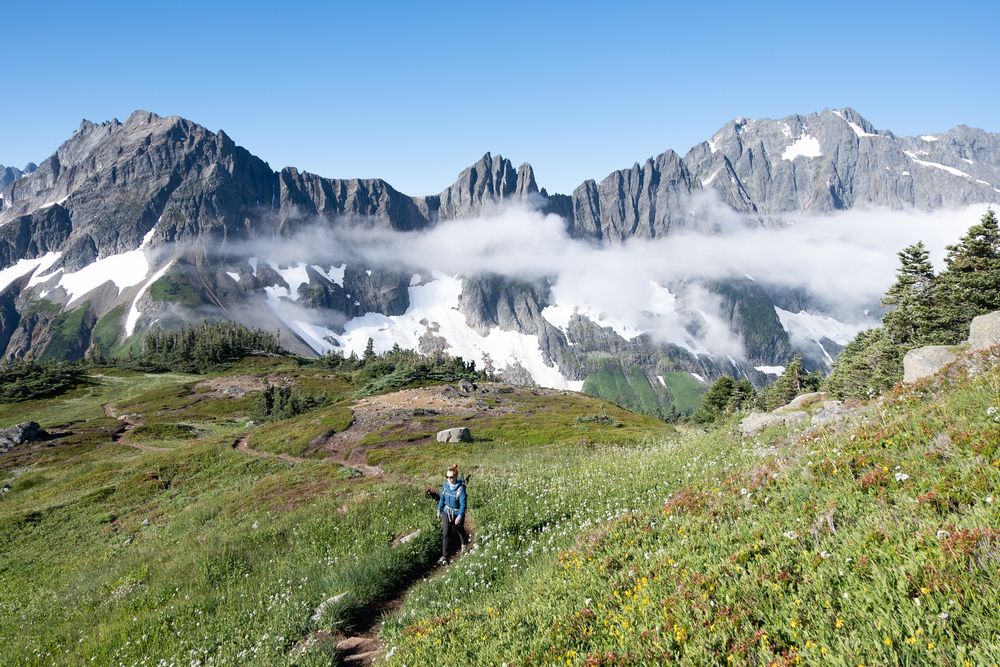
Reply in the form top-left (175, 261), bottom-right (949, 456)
top-left (441, 512), bottom-right (466, 559)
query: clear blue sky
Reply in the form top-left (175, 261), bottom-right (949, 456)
top-left (2, 0), bottom-right (997, 195)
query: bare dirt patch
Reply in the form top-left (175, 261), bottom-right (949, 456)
top-left (194, 374), bottom-right (293, 399)
top-left (305, 383), bottom-right (520, 470)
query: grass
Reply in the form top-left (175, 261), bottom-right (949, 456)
top-left (380, 359), bottom-right (1000, 666)
top-left (39, 304), bottom-right (92, 361)
top-left (1, 355), bottom-right (999, 665)
top-left (584, 360), bottom-right (668, 415)
top-left (662, 370), bottom-right (705, 415)
top-left (149, 270), bottom-right (203, 308)
top-left (91, 304), bottom-right (126, 352)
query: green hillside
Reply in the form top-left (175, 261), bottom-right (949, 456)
top-left (1, 342), bottom-right (998, 665)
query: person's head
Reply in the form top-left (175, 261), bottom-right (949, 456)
top-left (446, 464), bottom-right (458, 482)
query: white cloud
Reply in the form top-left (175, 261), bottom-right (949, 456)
top-left (221, 198), bottom-right (992, 359)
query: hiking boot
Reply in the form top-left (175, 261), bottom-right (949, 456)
top-left (436, 556), bottom-right (447, 566)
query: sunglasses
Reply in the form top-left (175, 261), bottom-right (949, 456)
top-left (446, 474), bottom-right (455, 479)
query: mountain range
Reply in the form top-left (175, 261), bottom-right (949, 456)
top-left (2, 107), bottom-right (998, 414)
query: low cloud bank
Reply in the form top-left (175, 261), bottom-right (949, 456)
top-left (219, 197), bottom-right (992, 358)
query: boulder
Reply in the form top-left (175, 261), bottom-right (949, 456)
top-left (0, 421), bottom-right (44, 454)
top-left (784, 392), bottom-right (828, 410)
top-left (436, 427), bottom-right (472, 443)
top-left (740, 410), bottom-right (811, 436)
top-left (780, 411), bottom-right (811, 427)
top-left (967, 311), bottom-right (1000, 352)
top-left (903, 346), bottom-right (959, 383)
top-left (811, 400), bottom-right (848, 426)
top-left (739, 413), bottom-right (784, 436)
top-left (456, 379), bottom-right (477, 394)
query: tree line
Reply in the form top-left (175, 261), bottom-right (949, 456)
top-left (693, 208), bottom-right (999, 422)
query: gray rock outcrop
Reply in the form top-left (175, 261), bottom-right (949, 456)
top-left (0, 421), bottom-right (44, 454)
top-left (903, 346), bottom-right (959, 383)
top-left (967, 311), bottom-right (1000, 352)
top-left (436, 427), bottom-right (472, 443)
top-left (739, 410), bottom-right (809, 436)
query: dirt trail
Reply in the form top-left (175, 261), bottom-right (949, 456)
top-left (102, 404), bottom-right (169, 453)
top-left (300, 514), bottom-right (478, 665)
top-left (231, 435), bottom-right (312, 465)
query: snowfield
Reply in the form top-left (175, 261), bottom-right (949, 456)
top-left (781, 135), bottom-right (822, 161)
top-left (775, 307), bottom-right (869, 364)
top-left (37, 228), bottom-right (158, 305)
top-left (267, 272), bottom-right (583, 391)
top-left (1, 252), bottom-right (63, 294)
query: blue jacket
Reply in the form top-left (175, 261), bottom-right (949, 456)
top-left (438, 479), bottom-right (466, 520)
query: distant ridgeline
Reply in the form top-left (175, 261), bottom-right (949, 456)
top-left (2, 108), bottom-right (1000, 419)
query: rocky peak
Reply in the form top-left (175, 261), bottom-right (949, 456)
top-left (433, 153), bottom-right (538, 220)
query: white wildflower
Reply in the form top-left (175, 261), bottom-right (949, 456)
top-left (894, 472), bottom-right (909, 482)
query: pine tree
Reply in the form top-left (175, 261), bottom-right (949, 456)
top-left (931, 208), bottom-right (1000, 341)
top-left (726, 378), bottom-right (756, 413)
top-left (881, 242), bottom-right (936, 344)
top-left (757, 356), bottom-right (806, 411)
top-left (692, 376), bottom-right (736, 424)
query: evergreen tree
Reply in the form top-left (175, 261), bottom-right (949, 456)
top-left (692, 376), bottom-right (736, 424)
top-left (881, 242), bottom-right (936, 344)
top-left (827, 208), bottom-right (1000, 398)
top-left (726, 378), bottom-right (756, 413)
top-left (931, 208), bottom-right (1000, 341)
top-left (756, 356), bottom-right (812, 410)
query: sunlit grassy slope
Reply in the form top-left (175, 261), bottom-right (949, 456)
top-left (381, 357), bottom-right (1000, 666)
top-left (0, 360), bottom-right (668, 665)
top-left (1, 353), bottom-right (998, 665)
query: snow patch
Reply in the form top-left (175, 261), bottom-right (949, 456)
top-left (409, 273), bottom-right (422, 287)
top-left (0, 252), bottom-right (62, 294)
top-left (273, 274), bottom-right (579, 389)
top-left (920, 135), bottom-right (939, 142)
top-left (689, 372), bottom-right (705, 383)
top-left (903, 151), bottom-right (985, 183)
top-left (542, 302), bottom-right (645, 342)
top-left (126, 260), bottom-right (175, 336)
top-left (847, 121), bottom-right (876, 138)
top-left (702, 169), bottom-right (721, 186)
top-left (56, 243), bottom-right (153, 305)
top-left (312, 263), bottom-right (345, 287)
top-left (755, 365), bottom-right (786, 376)
top-left (656, 375), bottom-right (666, 387)
top-left (38, 196), bottom-right (69, 210)
top-left (226, 271), bottom-right (241, 282)
top-left (774, 307), bottom-right (863, 346)
top-left (273, 263), bottom-right (310, 301)
top-left (781, 135), bottom-right (822, 161)
top-left (248, 257), bottom-right (258, 277)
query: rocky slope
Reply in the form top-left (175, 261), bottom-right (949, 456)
top-left (1, 108), bottom-right (998, 413)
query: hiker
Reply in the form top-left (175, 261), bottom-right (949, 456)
top-left (436, 463), bottom-right (467, 564)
